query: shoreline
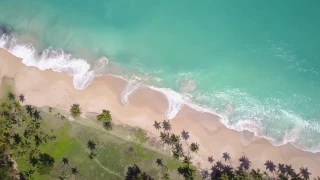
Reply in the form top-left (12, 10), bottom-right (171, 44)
top-left (1, 48), bottom-right (320, 176)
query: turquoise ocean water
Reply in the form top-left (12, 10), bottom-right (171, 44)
top-left (1, 0), bottom-right (320, 152)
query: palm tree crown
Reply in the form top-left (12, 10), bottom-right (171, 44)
top-left (71, 167), bottom-right (78, 175)
top-left (19, 94), bottom-right (25, 103)
top-left (239, 155), bottom-right (251, 171)
top-left (222, 152), bottom-right (231, 161)
top-left (87, 140), bottom-right (96, 150)
top-left (162, 120), bottom-right (171, 131)
top-left (153, 121), bottom-right (161, 130)
top-left (208, 156), bottom-right (214, 163)
top-left (62, 157), bottom-right (69, 165)
top-left (181, 130), bottom-right (190, 141)
top-left (190, 142), bottom-right (199, 153)
top-left (70, 104), bottom-right (81, 118)
top-left (300, 167), bottom-right (311, 180)
top-left (8, 92), bottom-right (15, 101)
top-left (264, 160), bottom-right (276, 173)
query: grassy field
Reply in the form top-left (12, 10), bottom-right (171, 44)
top-left (12, 107), bottom-right (187, 180)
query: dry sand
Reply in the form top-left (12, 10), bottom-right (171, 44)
top-left (0, 48), bottom-right (319, 177)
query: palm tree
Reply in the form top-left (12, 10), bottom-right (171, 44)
top-left (160, 132), bottom-right (170, 145)
top-left (278, 163), bottom-right (286, 174)
top-left (299, 167), bottom-right (311, 180)
top-left (156, 158), bottom-right (163, 166)
top-left (62, 157), bottom-right (69, 165)
top-left (208, 156), bottom-right (214, 163)
top-left (222, 152), bottom-right (231, 161)
top-left (182, 156), bottom-right (192, 165)
top-left (215, 161), bottom-right (224, 169)
top-left (264, 160), bottom-right (276, 173)
top-left (88, 152), bottom-right (97, 160)
top-left (28, 156), bottom-right (38, 166)
top-left (190, 142), bottom-right (199, 153)
top-left (181, 130), bottom-right (190, 141)
top-left (162, 120), bottom-right (171, 131)
top-left (162, 172), bottom-right (170, 180)
top-left (13, 133), bottom-right (22, 145)
top-left (71, 167), bottom-right (78, 175)
top-left (170, 134), bottom-right (180, 145)
top-left (97, 110), bottom-right (112, 122)
top-left (70, 104), bottom-right (81, 118)
top-left (222, 165), bottom-right (233, 176)
top-left (58, 171), bottom-right (67, 180)
top-left (33, 110), bottom-right (41, 120)
top-left (26, 105), bottom-right (33, 117)
top-left (285, 164), bottom-right (295, 176)
top-left (250, 169), bottom-right (264, 180)
top-left (8, 92), bottom-right (15, 101)
top-left (153, 121), bottom-right (161, 130)
top-left (103, 121), bottom-right (112, 131)
top-left (87, 140), bottom-right (96, 151)
top-left (239, 155), bottom-right (251, 171)
top-left (19, 94), bottom-right (25, 103)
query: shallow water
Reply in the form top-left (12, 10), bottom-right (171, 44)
top-left (1, 0), bottom-right (320, 152)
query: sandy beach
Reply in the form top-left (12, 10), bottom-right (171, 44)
top-left (0, 48), bottom-right (319, 177)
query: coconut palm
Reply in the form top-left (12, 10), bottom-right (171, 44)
top-left (208, 156), bottom-right (214, 163)
top-left (160, 132), bottom-right (170, 145)
top-left (190, 142), bottom-right (199, 153)
top-left (264, 160), bottom-right (276, 173)
top-left (70, 104), bottom-right (81, 118)
top-left (162, 120), bottom-right (171, 131)
top-left (182, 156), bottom-right (192, 165)
top-left (88, 152), bottom-right (97, 160)
top-left (285, 164), bottom-right (295, 176)
top-left (71, 167), bottom-right (78, 175)
top-left (222, 165), bottom-right (233, 176)
top-left (13, 133), bottom-right (22, 145)
top-left (181, 130), bottom-right (190, 141)
top-left (156, 158), bottom-right (163, 166)
top-left (33, 110), bottom-right (41, 120)
top-left (103, 121), bottom-right (112, 131)
top-left (162, 172), bottom-right (170, 180)
top-left (299, 167), bottom-right (311, 180)
top-left (201, 170), bottom-right (209, 180)
top-left (250, 169), bottom-right (264, 180)
top-left (222, 152), bottom-right (231, 161)
top-left (19, 94), bottom-right (25, 103)
top-left (8, 92), bottom-right (15, 101)
top-left (97, 109), bottom-right (112, 122)
top-left (215, 161), bottom-right (224, 169)
top-left (26, 105), bottom-right (33, 117)
top-left (87, 140), bottom-right (96, 151)
top-left (62, 157), bottom-right (69, 165)
top-left (278, 163), bottom-right (286, 174)
top-left (153, 121), bottom-right (161, 130)
top-left (58, 171), bottom-right (67, 180)
top-left (239, 155), bottom-right (251, 171)
top-left (170, 134), bottom-right (180, 145)
top-left (28, 156), bottom-right (38, 166)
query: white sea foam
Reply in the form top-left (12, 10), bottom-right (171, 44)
top-left (0, 34), bottom-right (104, 90)
top-left (149, 86), bottom-right (186, 119)
top-left (121, 77), bottom-right (143, 105)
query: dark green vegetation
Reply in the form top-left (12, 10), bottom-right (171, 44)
top-left (70, 104), bottom-right (81, 118)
